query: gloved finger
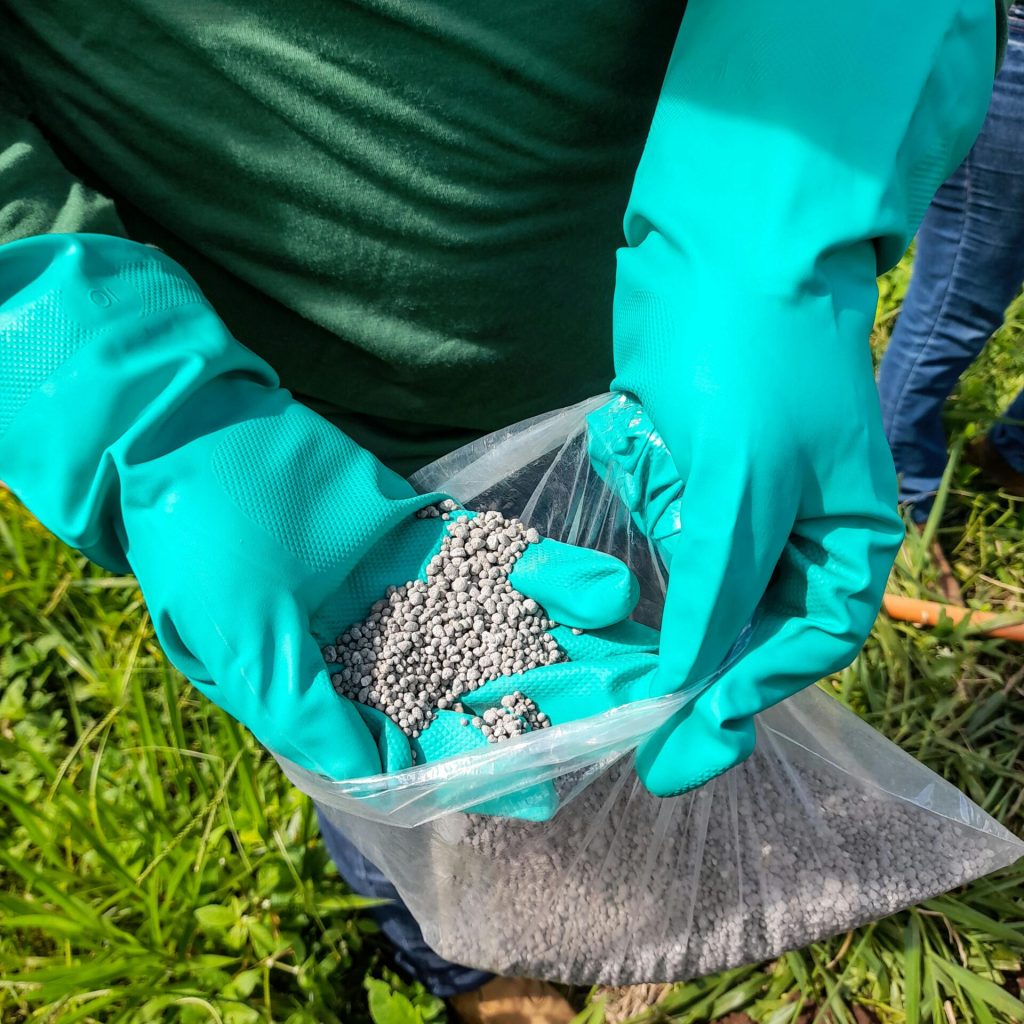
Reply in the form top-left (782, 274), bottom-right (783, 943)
top-left (586, 395), bottom-right (684, 551)
top-left (635, 691), bottom-right (754, 798)
top-left (464, 653), bottom-right (659, 725)
top-left (469, 785), bottom-right (560, 822)
top-left (353, 704), bottom-right (414, 773)
top-left (192, 600), bottom-right (383, 781)
top-left (651, 449), bottom-right (800, 697)
top-left (415, 708), bottom-right (491, 761)
top-left (547, 618), bottom-right (660, 661)
top-left (637, 508), bottom-right (902, 796)
top-left (509, 537), bottom-right (640, 629)
top-left (706, 508), bottom-right (903, 722)
top-left (587, 395), bottom-right (661, 511)
top-left (415, 710), bottom-right (559, 821)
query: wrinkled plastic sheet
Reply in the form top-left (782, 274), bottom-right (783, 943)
top-left (277, 394), bottom-right (1023, 984)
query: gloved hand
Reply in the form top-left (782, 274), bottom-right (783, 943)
top-left (308, 499), bottom-right (660, 819)
top-left (315, 504), bottom-right (660, 777)
top-left (354, 587), bottom-right (660, 820)
top-left (603, 0), bottom-right (996, 796)
top-left (0, 233), bottom-right (656, 788)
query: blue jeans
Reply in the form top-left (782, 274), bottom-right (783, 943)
top-left (877, 6), bottom-right (1024, 522)
top-left (315, 806), bottom-right (493, 998)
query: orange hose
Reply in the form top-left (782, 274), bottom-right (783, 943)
top-left (883, 593), bottom-right (1024, 642)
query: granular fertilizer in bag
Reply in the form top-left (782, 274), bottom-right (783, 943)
top-left (471, 692), bottom-right (548, 742)
top-left (325, 500), bottom-right (560, 739)
top-left (280, 393), bottom-right (1024, 987)
top-left (424, 740), bottom-right (1009, 983)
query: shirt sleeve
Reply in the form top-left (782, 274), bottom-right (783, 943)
top-left (0, 85), bottom-right (125, 245)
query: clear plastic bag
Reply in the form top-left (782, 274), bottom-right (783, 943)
top-left (276, 394), bottom-right (1023, 984)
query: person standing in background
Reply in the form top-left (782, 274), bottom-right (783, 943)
top-left (879, 2), bottom-right (1024, 601)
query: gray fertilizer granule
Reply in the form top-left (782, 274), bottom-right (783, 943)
top-left (327, 502), bottom-right (564, 737)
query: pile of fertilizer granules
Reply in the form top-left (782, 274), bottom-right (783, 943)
top-left (469, 692), bottom-right (548, 742)
top-left (419, 744), bottom-right (1010, 984)
top-left (325, 501), bottom-right (562, 739)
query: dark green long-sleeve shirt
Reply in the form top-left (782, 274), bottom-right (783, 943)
top-left (0, 1), bottom-right (688, 471)
top-left (0, 2), bottom-right (1010, 472)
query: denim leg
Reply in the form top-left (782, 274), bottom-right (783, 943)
top-left (877, 19), bottom-right (1024, 519)
top-left (315, 805), bottom-right (494, 998)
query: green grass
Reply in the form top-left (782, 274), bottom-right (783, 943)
top-left (1, 255), bottom-right (1024, 1023)
top-left (0, 513), bottom-right (444, 1022)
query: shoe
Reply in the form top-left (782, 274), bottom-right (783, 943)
top-left (965, 435), bottom-right (1024, 499)
top-left (448, 977), bottom-right (576, 1024)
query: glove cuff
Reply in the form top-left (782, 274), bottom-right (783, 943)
top-left (0, 234), bottom-right (278, 566)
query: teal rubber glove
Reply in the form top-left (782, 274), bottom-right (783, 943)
top-left (357, 607), bottom-right (659, 821)
top-left (606, 0), bottom-right (996, 796)
top-left (0, 233), bottom-right (439, 779)
top-left (0, 233), bottom-right (657, 793)
top-left (314, 504), bottom-right (659, 768)
top-left (329, 506), bottom-right (660, 822)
